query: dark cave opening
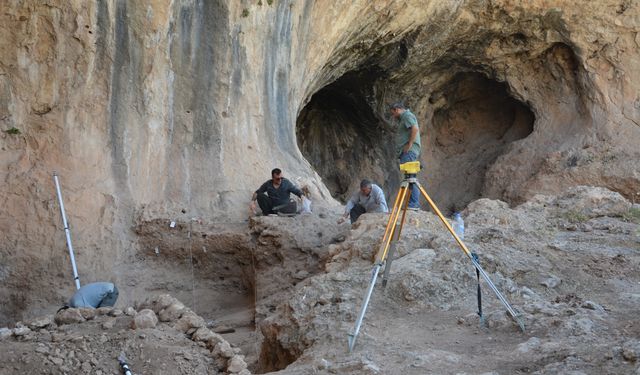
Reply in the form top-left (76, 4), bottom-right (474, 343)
top-left (296, 70), bottom-right (395, 202)
top-left (427, 72), bottom-right (535, 212)
top-left (296, 65), bottom-right (534, 213)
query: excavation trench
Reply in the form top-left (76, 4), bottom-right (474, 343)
top-left (133, 216), bottom-right (344, 373)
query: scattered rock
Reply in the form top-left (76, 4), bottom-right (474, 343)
top-left (227, 355), bottom-right (248, 373)
top-left (48, 356), bottom-right (64, 366)
top-left (78, 308), bottom-right (96, 320)
top-left (330, 272), bottom-right (349, 281)
top-left (54, 309), bottom-right (85, 325)
top-left (101, 318), bottom-right (116, 330)
top-left (139, 294), bottom-right (183, 314)
top-left (26, 316), bottom-right (52, 330)
top-left (124, 307), bottom-right (136, 316)
top-left (293, 270), bottom-right (310, 280)
top-left (132, 309), bottom-right (158, 329)
top-left (12, 327), bottom-right (31, 337)
top-left (540, 275), bottom-right (562, 289)
top-left (581, 300), bottom-right (605, 313)
top-left (159, 302), bottom-right (185, 322)
top-left (192, 327), bottom-right (224, 346)
top-left (622, 340), bottom-right (640, 362)
top-left (174, 311), bottom-right (204, 333)
top-left (108, 309), bottom-right (123, 317)
top-left (517, 337), bottom-right (541, 353)
top-left (81, 361), bottom-right (92, 372)
top-left (213, 341), bottom-right (235, 359)
top-left (553, 186), bottom-right (632, 218)
top-left (96, 307), bottom-right (112, 315)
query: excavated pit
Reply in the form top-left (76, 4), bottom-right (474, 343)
top-left (132, 220), bottom-right (262, 369)
top-left (130, 213), bottom-right (349, 374)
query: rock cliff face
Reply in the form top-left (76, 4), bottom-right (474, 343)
top-left (0, 1), bottom-right (638, 322)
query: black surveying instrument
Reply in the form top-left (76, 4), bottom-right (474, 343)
top-left (347, 161), bottom-right (525, 352)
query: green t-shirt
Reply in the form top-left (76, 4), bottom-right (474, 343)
top-left (395, 110), bottom-right (421, 157)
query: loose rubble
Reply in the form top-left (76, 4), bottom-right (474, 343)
top-left (0, 295), bottom-right (250, 374)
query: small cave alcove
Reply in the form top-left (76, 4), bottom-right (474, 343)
top-left (427, 72), bottom-right (535, 212)
top-left (296, 70), bottom-right (395, 202)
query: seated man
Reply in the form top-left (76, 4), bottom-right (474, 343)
top-left (69, 282), bottom-right (119, 308)
top-left (250, 168), bottom-right (304, 215)
top-left (339, 179), bottom-right (389, 224)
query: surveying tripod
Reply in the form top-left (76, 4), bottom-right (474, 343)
top-left (347, 161), bottom-right (525, 352)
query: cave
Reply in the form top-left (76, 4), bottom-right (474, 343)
top-left (296, 69), bottom-right (396, 203)
top-left (426, 72), bottom-right (535, 212)
top-left (297, 69), bottom-right (534, 212)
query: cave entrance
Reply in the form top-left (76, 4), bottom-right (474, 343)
top-left (297, 68), bottom-right (534, 212)
top-left (296, 70), bottom-right (395, 203)
top-left (427, 72), bottom-right (535, 212)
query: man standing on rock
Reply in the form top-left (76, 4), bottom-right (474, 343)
top-left (390, 101), bottom-right (421, 210)
top-left (339, 179), bottom-right (388, 224)
top-left (250, 168), bottom-right (304, 215)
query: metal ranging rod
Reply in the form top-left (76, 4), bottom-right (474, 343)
top-left (53, 172), bottom-right (81, 290)
top-left (348, 162), bottom-right (524, 352)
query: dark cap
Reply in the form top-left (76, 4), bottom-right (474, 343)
top-left (389, 101), bottom-right (405, 109)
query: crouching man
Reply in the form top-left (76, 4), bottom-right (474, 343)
top-left (339, 179), bottom-right (388, 224)
top-left (250, 168), bottom-right (304, 215)
top-left (69, 282), bottom-right (119, 308)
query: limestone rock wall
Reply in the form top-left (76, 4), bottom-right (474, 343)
top-left (0, 0), bottom-right (638, 323)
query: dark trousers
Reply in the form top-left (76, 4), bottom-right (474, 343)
top-left (98, 285), bottom-right (119, 308)
top-left (257, 195), bottom-right (297, 215)
top-left (349, 204), bottom-right (367, 223)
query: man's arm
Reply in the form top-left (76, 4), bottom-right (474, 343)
top-left (344, 191), bottom-right (359, 216)
top-left (285, 179), bottom-right (304, 198)
top-left (252, 181), bottom-right (268, 201)
top-left (371, 185), bottom-right (389, 212)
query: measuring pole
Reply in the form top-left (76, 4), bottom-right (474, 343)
top-left (53, 172), bottom-right (81, 290)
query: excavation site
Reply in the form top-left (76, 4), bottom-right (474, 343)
top-left (1, 1), bottom-right (639, 374)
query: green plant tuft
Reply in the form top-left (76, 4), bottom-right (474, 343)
top-left (267, 0), bottom-right (273, 5)
top-left (622, 207), bottom-right (640, 224)
top-left (3, 127), bottom-right (20, 135)
top-left (563, 210), bottom-right (589, 224)
top-left (241, 8), bottom-right (249, 17)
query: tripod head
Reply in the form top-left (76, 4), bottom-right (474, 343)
top-left (399, 161), bottom-right (421, 182)
top-left (399, 161), bottom-right (420, 174)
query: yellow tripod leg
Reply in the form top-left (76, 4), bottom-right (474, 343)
top-left (416, 184), bottom-right (472, 257)
top-left (374, 185), bottom-right (408, 264)
top-left (381, 184), bottom-right (411, 288)
top-left (416, 183), bottom-right (525, 332)
top-left (381, 181), bottom-right (404, 241)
